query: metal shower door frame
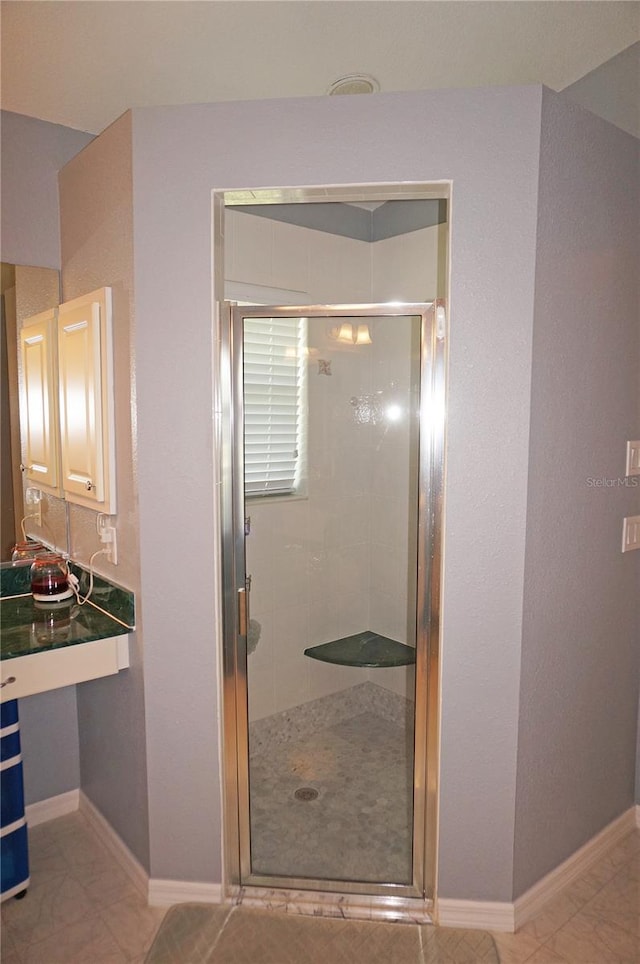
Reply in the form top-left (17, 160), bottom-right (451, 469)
top-left (219, 301), bottom-right (445, 909)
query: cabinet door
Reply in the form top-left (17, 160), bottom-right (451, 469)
top-left (58, 288), bottom-right (115, 512)
top-left (19, 309), bottom-right (60, 493)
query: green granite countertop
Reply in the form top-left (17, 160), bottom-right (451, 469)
top-left (1, 594), bottom-right (130, 661)
top-left (0, 562), bottom-right (134, 662)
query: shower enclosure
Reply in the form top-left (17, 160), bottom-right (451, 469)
top-left (220, 302), bottom-right (444, 909)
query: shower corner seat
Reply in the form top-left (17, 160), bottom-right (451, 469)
top-left (304, 630), bottom-right (416, 668)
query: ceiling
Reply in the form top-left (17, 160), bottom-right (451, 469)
top-left (1, 1), bottom-right (638, 136)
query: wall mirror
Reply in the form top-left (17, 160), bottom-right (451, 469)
top-left (1, 262), bottom-right (69, 562)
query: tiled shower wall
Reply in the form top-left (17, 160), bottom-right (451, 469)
top-left (226, 210), bottom-right (440, 720)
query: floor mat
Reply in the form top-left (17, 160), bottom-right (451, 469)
top-left (145, 904), bottom-right (500, 964)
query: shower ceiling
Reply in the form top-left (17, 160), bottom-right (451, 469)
top-left (232, 199), bottom-right (447, 242)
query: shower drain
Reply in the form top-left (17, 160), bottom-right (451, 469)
top-left (294, 787), bottom-right (319, 802)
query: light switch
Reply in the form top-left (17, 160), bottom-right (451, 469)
top-left (626, 440), bottom-right (640, 477)
top-left (622, 515), bottom-right (640, 553)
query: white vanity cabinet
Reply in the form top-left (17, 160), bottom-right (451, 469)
top-left (1, 635), bottom-right (131, 702)
top-left (57, 287), bottom-right (116, 513)
top-left (19, 308), bottom-right (62, 495)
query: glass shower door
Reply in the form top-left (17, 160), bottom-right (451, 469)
top-left (226, 303), bottom-right (443, 899)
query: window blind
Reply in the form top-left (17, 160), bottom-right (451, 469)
top-left (243, 316), bottom-right (306, 498)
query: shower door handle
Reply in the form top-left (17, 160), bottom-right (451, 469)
top-left (237, 576), bottom-right (251, 637)
top-left (238, 587), bottom-right (248, 637)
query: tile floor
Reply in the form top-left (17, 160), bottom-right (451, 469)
top-left (1, 809), bottom-right (638, 963)
top-left (1, 810), bottom-right (165, 963)
top-left (490, 828), bottom-right (640, 964)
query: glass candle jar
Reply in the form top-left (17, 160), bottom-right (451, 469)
top-left (31, 603), bottom-right (72, 647)
top-left (30, 553), bottom-right (73, 602)
top-left (11, 541), bottom-right (45, 563)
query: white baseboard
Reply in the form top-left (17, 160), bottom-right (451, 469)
top-left (79, 791), bottom-right (149, 899)
top-left (513, 806), bottom-right (637, 930)
top-left (437, 899), bottom-right (514, 932)
top-left (148, 879), bottom-right (223, 907)
top-left (437, 806), bottom-right (638, 934)
top-left (25, 789), bottom-right (79, 826)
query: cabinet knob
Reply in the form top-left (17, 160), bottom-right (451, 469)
top-left (1, 676), bottom-right (16, 688)
top-left (86, 481), bottom-right (94, 491)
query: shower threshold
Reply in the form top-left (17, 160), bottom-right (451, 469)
top-left (304, 630), bottom-right (415, 668)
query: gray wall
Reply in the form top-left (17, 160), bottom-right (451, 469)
top-left (131, 86), bottom-right (543, 895)
top-left (59, 113), bottom-right (150, 870)
top-left (0, 110), bottom-right (93, 268)
top-left (1, 110), bottom-right (91, 808)
top-left (514, 92), bottom-right (640, 896)
top-left (637, 708), bottom-right (640, 803)
top-left (20, 688), bottom-right (80, 806)
top-left (561, 42), bottom-right (640, 139)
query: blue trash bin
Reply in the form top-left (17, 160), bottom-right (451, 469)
top-left (1, 699), bottom-right (30, 901)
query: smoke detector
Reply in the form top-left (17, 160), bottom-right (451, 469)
top-left (327, 74), bottom-right (379, 96)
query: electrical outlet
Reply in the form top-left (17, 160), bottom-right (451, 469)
top-left (100, 526), bottom-right (117, 565)
top-left (622, 515), bottom-right (640, 553)
top-left (25, 487), bottom-right (41, 505)
top-left (626, 441), bottom-right (640, 477)
top-left (97, 514), bottom-right (118, 565)
top-left (25, 487), bottom-right (42, 527)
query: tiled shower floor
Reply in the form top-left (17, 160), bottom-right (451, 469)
top-left (248, 709), bottom-right (415, 884)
